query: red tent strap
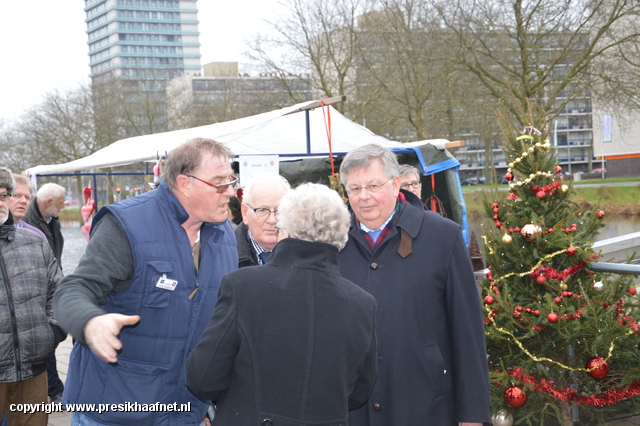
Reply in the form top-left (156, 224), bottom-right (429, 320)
top-left (431, 174), bottom-right (437, 212)
top-left (320, 98), bottom-right (336, 177)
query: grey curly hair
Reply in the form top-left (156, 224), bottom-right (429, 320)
top-left (0, 167), bottom-right (16, 194)
top-left (277, 183), bottom-right (350, 250)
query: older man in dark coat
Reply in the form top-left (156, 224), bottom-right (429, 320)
top-left (187, 183), bottom-right (378, 425)
top-left (338, 144), bottom-right (491, 426)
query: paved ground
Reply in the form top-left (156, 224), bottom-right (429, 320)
top-left (47, 336), bottom-right (72, 426)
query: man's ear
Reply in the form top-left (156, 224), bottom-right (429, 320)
top-left (175, 175), bottom-right (192, 197)
top-left (241, 203), bottom-right (249, 225)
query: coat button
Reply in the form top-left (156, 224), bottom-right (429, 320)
top-left (373, 403), bottom-right (382, 411)
top-left (370, 262), bottom-right (378, 270)
top-left (261, 419), bottom-right (273, 426)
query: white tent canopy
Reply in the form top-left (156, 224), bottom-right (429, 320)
top-left (25, 99), bottom-right (452, 176)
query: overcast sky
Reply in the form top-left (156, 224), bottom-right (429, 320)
top-left (0, 1), bottom-right (279, 121)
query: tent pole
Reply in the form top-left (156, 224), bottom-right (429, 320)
top-left (93, 174), bottom-right (99, 211)
top-left (305, 110), bottom-right (311, 154)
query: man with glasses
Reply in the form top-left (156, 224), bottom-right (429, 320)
top-left (235, 172), bottom-right (290, 267)
top-left (53, 138), bottom-right (239, 425)
top-left (8, 174), bottom-right (46, 240)
top-left (398, 164), bottom-right (423, 199)
top-left (338, 144), bottom-right (490, 426)
top-left (0, 167), bottom-right (65, 426)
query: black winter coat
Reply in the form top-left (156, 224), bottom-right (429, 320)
top-left (187, 238), bottom-right (378, 425)
top-left (22, 197), bottom-right (64, 268)
top-left (339, 191), bottom-right (491, 425)
top-left (234, 222), bottom-right (259, 268)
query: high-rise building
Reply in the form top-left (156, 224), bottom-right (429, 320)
top-left (84, 0), bottom-right (202, 85)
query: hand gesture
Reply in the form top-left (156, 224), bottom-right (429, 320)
top-left (84, 313), bottom-right (140, 363)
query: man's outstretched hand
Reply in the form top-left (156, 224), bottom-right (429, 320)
top-left (84, 314), bottom-right (140, 363)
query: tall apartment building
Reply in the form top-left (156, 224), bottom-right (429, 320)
top-left (455, 96), bottom-right (594, 178)
top-left (84, 0), bottom-right (202, 85)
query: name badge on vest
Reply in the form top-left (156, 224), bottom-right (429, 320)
top-left (156, 274), bottom-right (178, 291)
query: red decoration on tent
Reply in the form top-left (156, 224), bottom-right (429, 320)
top-left (82, 186), bottom-right (92, 205)
top-left (81, 219), bottom-right (92, 242)
top-left (81, 205), bottom-right (93, 222)
top-left (320, 99), bottom-right (336, 178)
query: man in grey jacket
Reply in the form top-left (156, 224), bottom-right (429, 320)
top-left (0, 167), bottom-right (65, 426)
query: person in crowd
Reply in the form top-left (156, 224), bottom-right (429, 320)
top-left (235, 172), bottom-right (290, 267)
top-left (0, 167), bottom-right (65, 426)
top-left (53, 138), bottom-right (239, 425)
top-left (398, 164), bottom-right (423, 199)
top-left (23, 182), bottom-right (65, 266)
top-left (21, 180), bottom-right (66, 404)
top-left (8, 174), bottom-right (47, 240)
top-left (186, 183), bottom-right (377, 425)
top-left (338, 144), bottom-right (491, 426)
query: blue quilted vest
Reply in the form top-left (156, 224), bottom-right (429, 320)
top-left (64, 180), bottom-right (238, 425)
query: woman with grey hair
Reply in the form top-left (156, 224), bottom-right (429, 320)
top-left (187, 183), bottom-right (378, 425)
top-left (276, 182), bottom-right (350, 249)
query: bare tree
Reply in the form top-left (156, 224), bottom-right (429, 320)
top-left (13, 85), bottom-right (97, 168)
top-left (92, 70), bottom-right (171, 139)
top-left (247, 0), bottom-right (375, 116)
top-left (434, 0), bottom-right (640, 125)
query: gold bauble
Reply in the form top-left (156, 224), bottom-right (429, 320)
top-left (561, 184), bottom-right (569, 193)
top-left (502, 234), bottom-right (513, 244)
top-left (561, 282), bottom-right (568, 291)
top-left (520, 224), bottom-right (542, 242)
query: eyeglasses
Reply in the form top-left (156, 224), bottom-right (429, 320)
top-left (400, 181), bottom-right (421, 190)
top-left (187, 175), bottom-right (239, 193)
top-left (346, 178), bottom-right (392, 197)
top-left (11, 193), bottom-right (31, 202)
top-left (246, 204), bottom-right (278, 219)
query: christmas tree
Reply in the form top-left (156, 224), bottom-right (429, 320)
top-left (482, 101), bottom-right (640, 425)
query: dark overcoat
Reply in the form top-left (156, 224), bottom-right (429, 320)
top-left (339, 191), bottom-right (491, 425)
top-left (187, 238), bottom-right (378, 426)
top-left (234, 222), bottom-right (259, 268)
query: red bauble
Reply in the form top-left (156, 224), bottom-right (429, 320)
top-left (586, 357), bottom-right (610, 379)
top-left (505, 172), bottom-right (513, 181)
top-left (504, 385), bottom-right (527, 408)
top-left (548, 312), bottom-right (559, 323)
top-left (555, 165), bottom-right (563, 174)
top-left (567, 246), bottom-right (577, 256)
top-left (597, 210), bottom-right (605, 219)
top-left (536, 276), bottom-right (547, 285)
top-left (484, 295), bottom-right (495, 305)
top-left (628, 286), bottom-right (637, 296)
top-left (536, 190), bottom-right (546, 199)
